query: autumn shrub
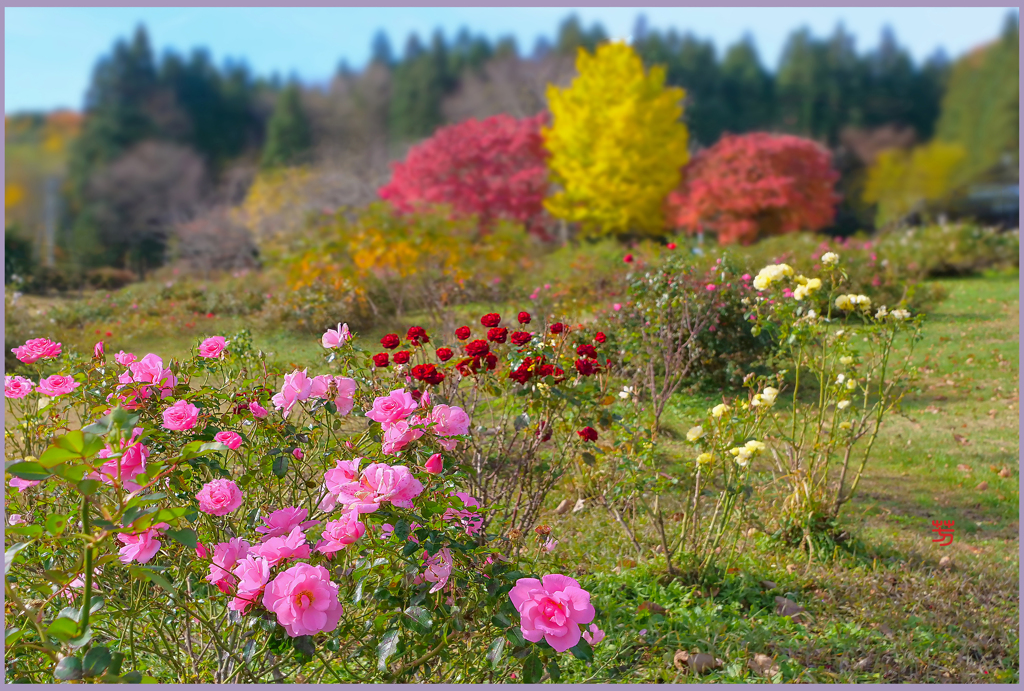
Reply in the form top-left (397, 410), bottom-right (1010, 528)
top-left (5, 326), bottom-right (609, 683)
top-left (873, 222), bottom-right (1019, 277)
top-left (86, 268), bottom-right (138, 290)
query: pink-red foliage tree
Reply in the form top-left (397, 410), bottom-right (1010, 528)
top-left (667, 132), bottom-right (841, 245)
top-left (378, 113), bottom-right (550, 237)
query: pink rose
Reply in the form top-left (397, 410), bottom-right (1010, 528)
top-left (9, 514), bottom-right (26, 525)
top-left (414, 547), bottom-right (453, 594)
top-left (382, 417), bottom-right (425, 455)
top-left (9, 477), bottom-right (41, 493)
top-left (310, 376), bottom-right (357, 416)
top-left (11, 338), bottom-right (61, 364)
top-left (115, 351), bottom-right (137, 366)
top-left (443, 492), bottom-right (483, 535)
top-left (249, 401), bottom-right (269, 419)
top-left (612, 303), bottom-right (622, 311)
top-left (94, 341), bottom-right (104, 358)
top-left (255, 507), bottom-right (319, 542)
top-left (198, 336), bottom-right (229, 359)
top-left (510, 574), bottom-right (596, 652)
top-left (321, 323), bottom-right (351, 348)
top-left (230, 555), bottom-right (271, 613)
top-left (116, 523), bottom-right (170, 564)
top-left (429, 405), bottom-right (471, 451)
top-left (196, 479), bottom-right (243, 516)
top-left (582, 623), bottom-right (605, 646)
top-left (292, 447), bottom-right (304, 460)
top-left (262, 563), bottom-right (344, 637)
top-left (36, 374), bottom-right (81, 398)
top-left (163, 399), bottom-right (200, 431)
top-left (127, 354), bottom-right (177, 397)
top-left (249, 526), bottom-right (311, 567)
top-left (316, 511), bottom-right (366, 554)
top-left (5, 375), bottom-right (35, 399)
top-left (365, 389), bottom-right (418, 426)
top-left (272, 369), bottom-right (313, 415)
top-left (424, 453), bottom-right (443, 474)
top-left (214, 430), bottom-right (243, 450)
top-left (319, 459), bottom-right (361, 512)
top-left (196, 542), bottom-right (209, 559)
top-left (337, 463), bottom-right (424, 513)
top-left (206, 537), bottom-right (250, 593)
top-left (93, 428), bottom-right (149, 491)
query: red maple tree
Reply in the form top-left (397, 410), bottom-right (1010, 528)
top-left (667, 133), bottom-right (841, 245)
top-left (378, 113), bottom-right (550, 237)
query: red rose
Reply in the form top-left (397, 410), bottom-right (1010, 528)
top-left (595, 332), bottom-right (607, 344)
top-left (575, 358), bottom-right (599, 376)
top-left (393, 350), bottom-right (411, 365)
top-left (667, 242), bottom-right (677, 250)
top-left (412, 363), bottom-right (445, 385)
top-left (465, 339), bottom-right (489, 357)
top-left (549, 323), bottom-right (565, 335)
top-left (576, 343), bottom-right (597, 359)
top-left (409, 389), bottom-right (423, 403)
top-left (381, 333), bottom-right (400, 349)
top-left (436, 347), bottom-right (454, 362)
top-left (455, 326), bottom-right (471, 340)
top-left (623, 254), bottom-right (634, 264)
top-left (481, 313), bottom-right (501, 327)
top-left (372, 353), bottom-right (390, 368)
top-left (484, 352), bottom-right (498, 371)
top-left (536, 420), bottom-right (552, 442)
top-left (406, 326), bottom-right (430, 345)
top-left (537, 363), bottom-right (554, 377)
top-left (518, 311), bottom-right (531, 325)
top-left (577, 426), bottom-right (598, 442)
top-left (511, 331), bottom-right (532, 347)
top-left (509, 357), bottom-right (536, 384)
top-left (487, 327), bottom-right (508, 344)
top-left (456, 357), bottom-right (477, 377)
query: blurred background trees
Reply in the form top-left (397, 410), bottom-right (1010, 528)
top-left (5, 11), bottom-right (1018, 284)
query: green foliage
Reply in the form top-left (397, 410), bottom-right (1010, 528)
top-left (260, 82), bottom-right (313, 170)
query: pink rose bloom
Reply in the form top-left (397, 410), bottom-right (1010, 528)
top-left (321, 323), bottom-right (351, 348)
top-left (319, 459), bottom-right (361, 512)
top-left (316, 511), bottom-right (366, 554)
top-left (196, 479), bottom-right (244, 516)
top-left (382, 417), bottom-right (425, 455)
top-left (5, 375), bottom-right (35, 399)
top-left (272, 369), bottom-right (313, 415)
top-left (94, 341), bottom-right (104, 358)
top-left (255, 507), bottom-right (319, 542)
top-left (310, 376), bottom-right (357, 416)
top-left (706, 284), bottom-right (716, 291)
top-left (11, 338), bottom-right (61, 364)
top-left (128, 354), bottom-right (178, 398)
top-left (613, 303), bottom-right (622, 311)
top-left (163, 399), bottom-right (200, 431)
top-left (416, 547), bottom-right (453, 594)
top-left (94, 427), bottom-right (149, 491)
top-left (337, 463), bottom-right (424, 513)
top-left (115, 351), bottom-right (137, 366)
top-left (510, 574), bottom-right (596, 652)
top-left (741, 273), bottom-right (752, 281)
top-left (365, 389), bottom-right (418, 426)
top-left (198, 336), bottom-right (229, 359)
top-left (582, 623), bottom-right (605, 646)
top-left (10, 477), bottom-right (41, 493)
top-left (292, 447), bottom-right (304, 460)
top-left (543, 538), bottom-right (559, 553)
top-left (250, 526), bottom-right (311, 566)
top-left (230, 555), bottom-right (271, 613)
top-left (263, 563), bottom-right (344, 637)
top-left (9, 514), bottom-right (26, 525)
top-left (424, 453), bottom-right (444, 474)
top-left (443, 492), bottom-right (483, 535)
top-left (36, 374), bottom-right (81, 398)
top-left (429, 405), bottom-right (471, 451)
top-left (196, 542), bottom-right (209, 559)
top-left (214, 430), bottom-right (243, 450)
top-left (206, 537), bottom-right (251, 593)
top-left (116, 523), bottom-right (169, 564)
top-left (249, 401), bottom-right (269, 419)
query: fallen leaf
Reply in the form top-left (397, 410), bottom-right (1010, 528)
top-left (572, 498), bottom-right (585, 514)
top-left (774, 596), bottom-right (805, 619)
top-left (939, 555), bottom-right (953, 568)
top-left (965, 545), bottom-right (982, 555)
top-left (673, 651), bottom-right (689, 671)
top-left (852, 657), bottom-right (873, 672)
top-left (617, 558), bottom-right (637, 569)
top-left (639, 601), bottom-right (668, 615)
top-left (786, 564), bottom-right (798, 575)
top-left (750, 653), bottom-right (780, 677)
top-left (689, 653), bottom-right (722, 674)
top-left (746, 527), bottom-right (761, 538)
top-left (877, 623), bottom-right (894, 638)
top-left (554, 499), bottom-right (571, 515)
top-left (952, 433), bottom-right (970, 446)
top-left (760, 580), bottom-right (778, 590)
top-left (957, 464), bottom-right (972, 473)
top-left (976, 481), bottom-right (988, 491)
top-left (998, 468), bottom-right (1011, 478)
top-left (924, 405), bottom-right (941, 414)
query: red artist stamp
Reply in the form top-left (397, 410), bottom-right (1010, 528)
top-left (931, 519), bottom-right (954, 546)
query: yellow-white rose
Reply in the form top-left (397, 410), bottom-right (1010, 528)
top-left (821, 252), bottom-right (839, 266)
top-left (711, 403), bottom-right (730, 418)
top-left (686, 426), bottom-right (704, 442)
top-left (837, 400), bottom-right (851, 410)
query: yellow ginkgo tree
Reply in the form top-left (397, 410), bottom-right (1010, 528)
top-left (862, 141), bottom-right (967, 228)
top-left (543, 41), bottom-right (690, 238)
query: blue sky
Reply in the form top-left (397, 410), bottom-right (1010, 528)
top-left (5, 6), bottom-right (1018, 114)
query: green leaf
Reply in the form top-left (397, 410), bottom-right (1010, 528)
top-left (81, 433), bottom-right (106, 458)
top-left (403, 605), bottom-right (433, 631)
top-left (54, 655), bottom-right (83, 681)
top-left (7, 461), bottom-right (51, 481)
top-left (292, 635), bottom-right (315, 658)
top-left (69, 626), bottom-right (94, 649)
top-left (57, 430), bottom-right (86, 454)
top-left (120, 671), bottom-right (142, 683)
top-left (377, 629), bottom-right (400, 672)
top-left (38, 446), bottom-right (80, 468)
top-left (6, 524), bottom-right (43, 539)
top-left (82, 646), bottom-right (111, 677)
top-left (76, 479), bottom-right (102, 496)
top-left (272, 456), bottom-right (289, 479)
top-left (44, 514), bottom-right (68, 537)
top-left (522, 653), bottom-right (544, 683)
top-left (4, 541), bottom-right (34, 574)
top-left (401, 541), bottom-right (420, 557)
top-left (505, 627), bottom-right (525, 647)
top-left (394, 520), bottom-right (411, 542)
top-left (581, 452), bottom-right (596, 466)
top-left (45, 617), bottom-right (79, 642)
top-left (353, 577), bottom-right (366, 604)
top-left (108, 651), bottom-right (125, 676)
top-left (200, 441), bottom-right (229, 453)
top-left (569, 637), bottom-right (594, 663)
top-left (486, 636), bottom-right (506, 668)
top-left (490, 613), bottom-right (511, 629)
top-left (130, 566), bottom-right (175, 592)
top-left (165, 528), bottom-right (198, 550)
top-left (514, 414), bottom-right (530, 431)
top-left (82, 418), bottom-right (113, 436)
